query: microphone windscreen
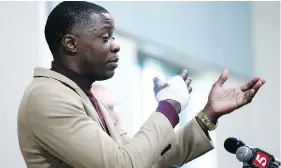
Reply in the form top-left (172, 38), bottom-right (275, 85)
top-left (224, 137), bottom-right (245, 154)
top-left (236, 146), bottom-right (253, 162)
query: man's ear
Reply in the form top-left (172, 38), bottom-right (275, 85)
top-left (62, 34), bottom-right (78, 54)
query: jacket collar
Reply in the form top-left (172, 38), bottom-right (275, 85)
top-left (34, 67), bottom-right (80, 90)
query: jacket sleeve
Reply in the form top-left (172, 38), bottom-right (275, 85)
top-left (153, 118), bottom-right (214, 167)
top-left (27, 84), bottom-right (177, 168)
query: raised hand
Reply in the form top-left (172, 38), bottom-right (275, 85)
top-left (203, 69), bottom-right (266, 122)
top-left (153, 69), bottom-right (192, 113)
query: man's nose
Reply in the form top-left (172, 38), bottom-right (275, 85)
top-left (111, 43), bottom-right (120, 53)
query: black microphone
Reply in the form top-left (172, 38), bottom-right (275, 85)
top-left (224, 137), bottom-right (245, 154)
top-left (224, 137), bottom-right (280, 168)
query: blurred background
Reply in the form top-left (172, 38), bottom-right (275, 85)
top-left (0, 1), bottom-right (279, 168)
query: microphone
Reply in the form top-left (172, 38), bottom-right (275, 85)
top-left (224, 137), bottom-right (245, 154)
top-left (224, 137), bottom-right (280, 168)
top-left (236, 146), bottom-right (279, 168)
top-left (236, 146), bottom-right (253, 163)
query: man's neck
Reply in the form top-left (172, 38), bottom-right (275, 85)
top-left (51, 61), bottom-right (93, 92)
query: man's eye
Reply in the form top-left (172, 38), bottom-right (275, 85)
top-left (102, 36), bottom-right (110, 42)
top-left (102, 36), bottom-right (115, 42)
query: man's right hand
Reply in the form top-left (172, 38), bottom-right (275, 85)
top-left (153, 69), bottom-right (192, 114)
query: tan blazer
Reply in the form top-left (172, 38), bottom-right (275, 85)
top-left (17, 67), bottom-right (214, 168)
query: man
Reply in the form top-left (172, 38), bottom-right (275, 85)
top-left (17, 1), bottom-right (265, 168)
top-left (91, 84), bottom-right (121, 126)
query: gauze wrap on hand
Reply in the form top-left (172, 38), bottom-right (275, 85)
top-left (156, 75), bottom-right (190, 111)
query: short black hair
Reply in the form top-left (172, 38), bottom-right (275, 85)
top-left (44, 1), bottom-right (108, 56)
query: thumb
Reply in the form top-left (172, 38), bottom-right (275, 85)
top-left (153, 77), bottom-right (163, 88)
top-left (153, 77), bottom-right (164, 96)
top-left (215, 69), bottom-right (229, 86)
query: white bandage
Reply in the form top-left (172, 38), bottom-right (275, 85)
top-left (156, 75), bottom-right (190, 111)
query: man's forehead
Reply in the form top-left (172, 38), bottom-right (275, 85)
top-left (89, 13), bottom-right (115, 29)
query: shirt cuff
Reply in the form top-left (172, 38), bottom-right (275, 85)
top-left (156, 100), bottom-right (180, 128)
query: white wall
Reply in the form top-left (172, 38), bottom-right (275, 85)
top-left (50, 1), bottom-right (253, 77)
top-left (251, 0), bottom-right (280, 158)
top-left (0, 1), bottom-right (43, 167)
top-left (94, 1), bottom-right (253, 77)
top-left (216, 2), bottom-right (280, 168)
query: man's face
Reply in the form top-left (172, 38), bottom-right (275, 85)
top-left (70, 12), bottom-right (120, 81)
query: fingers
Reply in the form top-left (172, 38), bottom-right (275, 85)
top-left (250, 89), bottom-right (255, 97)
top-left (153, 77), bottom-right (163, 95)
top-left (185, 77), bottom-right (192, 86)
top-left (242, 79), bottom-right (265, 105)
top-left (178, 69), bottom-right (188, 81)
top-left (252, 79), bottom-right (265, 93)
top-left (188, 86), bottom-right (192, 93)
top-left (179, 69), bottom-right (192, 93)
top-left (156, 70), bottom-right (193, 96)
top-left (240, 77), bottom-right (260, 91)
top-left (241, 89), bottom-right (255, 105)
top-left (240, 78), bottom-right (265, 104)
top-left (185, 77), bottom-right (192, 93)
top-left (153, 77), bottom-right (163, 88)
top-left (215, 69), bottom-right (229, 87)
top-left (240, 78), bottom-right (266, 106)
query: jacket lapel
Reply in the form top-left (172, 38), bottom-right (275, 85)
top-left (33, 67), bottom-right (106, 131)
top-left (80, 96), bottom-right (106, 131)
top-left (96, 98), bottom-right (122, 144)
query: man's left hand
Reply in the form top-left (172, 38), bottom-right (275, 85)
top-left (203, 69), bottom-right (266, 123)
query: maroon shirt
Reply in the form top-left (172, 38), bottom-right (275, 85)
top-left (51, 61), bottom-right (179, 131)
